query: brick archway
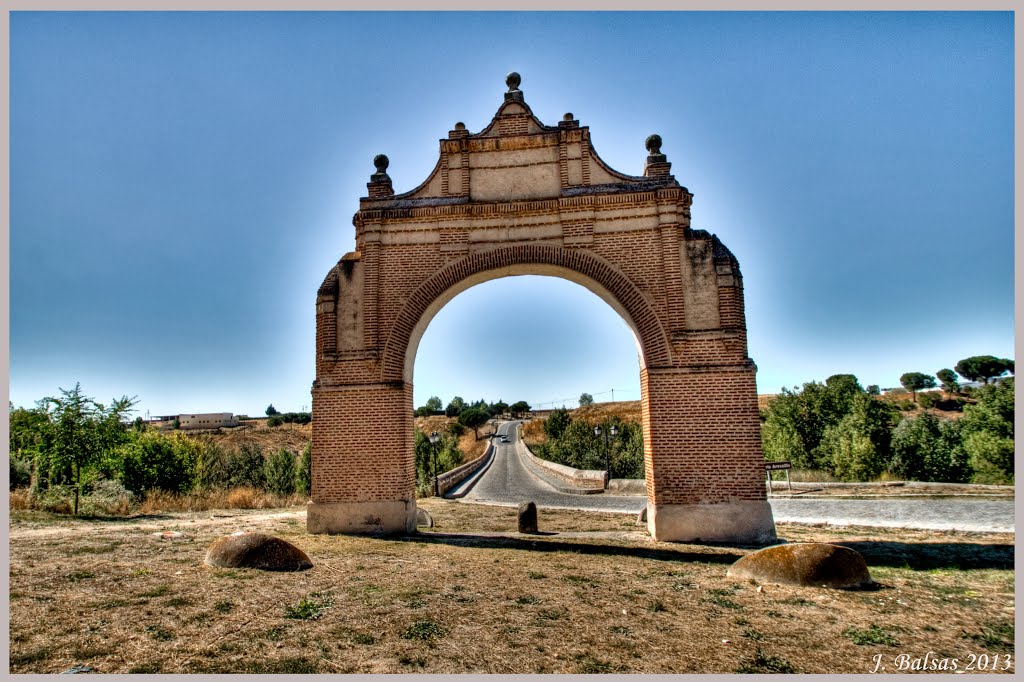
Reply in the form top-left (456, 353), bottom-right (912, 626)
top-left (310, 75), bottom-right (776, 543)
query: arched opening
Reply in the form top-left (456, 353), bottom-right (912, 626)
top-left (408, 273), bottom-right (649, 509)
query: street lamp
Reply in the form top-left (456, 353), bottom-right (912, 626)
top-left (593, 423), bottom-right (619, 481)
top-left (429, 431), bottom-right (440, 496)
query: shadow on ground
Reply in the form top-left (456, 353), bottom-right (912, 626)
top-left (834, 541), bottom-right (1013, 571)
top-left (398, 531), bottom-right (744, 564)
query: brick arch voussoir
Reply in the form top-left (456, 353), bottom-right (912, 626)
top-left (381, 244), bottom-right (672, 382)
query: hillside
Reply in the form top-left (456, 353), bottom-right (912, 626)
top-left (175, 416), bottom-right (492, 466)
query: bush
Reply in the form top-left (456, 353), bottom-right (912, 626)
top-left (191, 441), bottom-right (231, 491)
top-left (543, 409), bottom-right (571, 440)
top-left (265, 448), bottom-right (296, 496)
top-left (890, 412), bottom-right (970, 482)
top-left (295, 442), bottom-right (312, 496)
top-left (116, 431), bottom-right (194, 495)
top-left (964, 431), bottom-right (1014, 485)
top-left (9, 455), bottom-right (32, 490)
top-left (78, 478), bottom-right (134, 516)
top-left (267, 415), bottom-right (284, 427)
top-left (228, 443), bottom-right (265, 489)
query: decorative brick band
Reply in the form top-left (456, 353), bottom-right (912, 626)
top-left (381, 243), bottom-right (672, 381)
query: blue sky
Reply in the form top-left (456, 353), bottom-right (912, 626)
top-left (9, 11), bottom-right (1014, 417)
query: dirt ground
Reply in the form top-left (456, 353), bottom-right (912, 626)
top-left (9, 500), bottom-right (1014, 674)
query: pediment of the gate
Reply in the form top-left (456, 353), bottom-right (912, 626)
top-left (360, 74), bottom-right (679, 208)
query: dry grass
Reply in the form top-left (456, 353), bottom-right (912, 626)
top-left (138, 488), bottom-right (306, 513)
top-left (414, 415), bottom-right (491, 464)
top-left (8, 499), bottom-right (1014, 674)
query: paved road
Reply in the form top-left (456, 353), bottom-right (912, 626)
top-left (452, 422), bottom-right (1014, 533)
top-left (452, 421), bottom-right (644, 513)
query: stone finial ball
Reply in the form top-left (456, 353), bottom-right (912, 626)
top-left (454, 122), bottom-right (466, 130)
top-left (563, 112), bottom-right (574, 121)
top-left (645, 134), bottom-right (663, 155)
top-left (506, 71), bottom-right (522, 91)
top-left (373, 154), bottom-right (389, 173)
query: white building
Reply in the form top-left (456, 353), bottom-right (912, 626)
top-left (178, 413), bottom-right (239, 430)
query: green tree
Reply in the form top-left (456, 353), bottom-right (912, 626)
top-left (955, 356), bottom-right (1015, 385)
top-left (264, 448), bottom-right (296, 495)
top-left (957, 378), bottom-right (1014, 484)
top-left (899, 372), bottom-right (937, 403)
top-left (265, 404), bottom-right (279, 416)
top-left (814, 392), bottom-right (897, 480)
top-left (295, 442), bottom-right (312, 496)
top-left (544, 408), bottom-right (572, 440)
top-left (510, 401), bottom-right (530, 418)
top-left (445, 396), bottom-right (467, 418)
top-left (936, 369), bottom-right (960, 398)
top-left (458, 407), bottom-right (490, 440)
top-left (42, 384), bottom-right (136, 514)
top-left (491, 400), bottom-right (509, 416)
top-left (866, 385), bottom-right (881, 396)
top-left (890, 412), bottom-right (970, 482)
top-left (415, 396), bottom-right (444, 417)
top-left (579, 393), bottom-right (594, 407)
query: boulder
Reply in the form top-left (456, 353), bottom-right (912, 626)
top-left (517, 501), bottom-right (538, 533)
top-left (416, 508), bottom-right (434, 528)
top-left (727, 543), bottom-right (872, 589)
top-left (636, 506), bottom-right (648, 524)
top-left (205, 532), bottom-right (312, 571)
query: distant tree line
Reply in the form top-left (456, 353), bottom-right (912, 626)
top-left (414, 396), bottom-right (531, 421)
top-left (762, 357), bottom-right (1013, 484)
top-left (9, 384), bottom-right (312, 514)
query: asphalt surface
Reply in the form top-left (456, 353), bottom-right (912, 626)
top-left (452, 422), bottom-right (1015, 533)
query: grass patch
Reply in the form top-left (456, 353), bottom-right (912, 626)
top-left (563, 574), bottom-right (596, 586)
top-left (284, 595), bottom-right (333, 621)
top-left (143, 624), bottom-right (175, 641)
top-left (213, 600), bottom-right (234, 613)
top-left (163, 597), bottom-right (192, 607)
top-left (138, 584), bottom-right (172, 598)
top-left (843, 624), bottom-right (900, 646)
top-left (574, 653), bottom-right (614, 674)
top-left (402, 619), bottom-right (446, 641)
top-left (67, 570), bottom-right (95, 582)
top-left (528, 571), bottom-right (547, 579)
top-left (736, 647), bottom-right (796, 674)
top-left (128, 662), bottom-right (162, 674)
top-left (647, 598), bottom-right (667, 613)
top-left (515, 594), bottom-right (539, 605)
top-left (243, 657), bottom-right (319, 674)
top-left (398, 654), bottom-right (426, 668)
top-left (707, 594), bottom-right (743, 610)
top-left (962, 621), bottom-right (1014, 653)
top-left (741, 628), bottom-right (766, 641)
top-left (10, 646), bottom-right (53, 667)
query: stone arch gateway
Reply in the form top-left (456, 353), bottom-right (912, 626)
top-left (310, 75), bottom-right (777, 543)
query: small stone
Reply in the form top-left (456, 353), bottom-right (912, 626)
top-left (727, 543), bottom-right (873, 589)
top-left (517, 501), bottom-right (538, 533)
top-left (205, 532), bottom-right (312, 572)
top-left (416, 508), bottom-right (433, 528)
top-left (636, 506), bottom-right (648, 524)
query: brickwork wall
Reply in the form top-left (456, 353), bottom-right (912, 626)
top-left (311, 383), bottom-right (414, 504)
top-left (642, 366), bottom-right (766, 506)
